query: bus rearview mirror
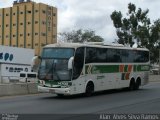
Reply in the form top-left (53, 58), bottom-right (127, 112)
top-left (68, 57), bottom-right (74, 70)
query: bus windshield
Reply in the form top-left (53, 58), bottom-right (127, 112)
top-left (38, 48), bottom-right (74, 81)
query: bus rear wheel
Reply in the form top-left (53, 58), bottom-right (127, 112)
top-left (85, 82), bottom-right (94, 97)
top-left (129, 79), bottom-right (136, 91)
top-left (135, 78), bottom-right (141, 90)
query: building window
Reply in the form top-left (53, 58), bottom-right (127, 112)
top-left (20, 12), bottom-right (23, 14)
top-left (42, 21), bottom-right (46, 25)
top-left (41, 43), bottom-right (45, 46)
top-left (13, 13), bottom-right (16, 15)
top-left (13, 23), bottom-right (16, 26)
top-left (0, 25), bottom-right (1, 27)
top-left (48, 27), bottom-right (51, 31)
top-left (27, 11), bottom-right (31, 14)
top-left (6, 24), bottom-right (9, 27)
top-left (13, 35), bottom-right (16, 37)
top-left (53, 24), bottom-right (56, 27)
top-left (6, 35), bottom-right (9, 38)
top-left (6, 13), bottom-right (9, 16)
top-left (35, 21), bottom-right (38, 24)
top-left (27, 44), bottom-right (31, 46)
top-left (42, 10), bottom-right (46, 14)
top-left (53, 35), bottom-right (56, 38)
top-left (35, 10), bottom-right (38, 13)
top-left (20, 23), bottom-right (23, 25)
top-left (28, 33), bottom-right (30, 36)
top-left (53, 13), bottom-right (56, 16)
top-left (20, 34), bottom-right (23, 37)
top-left (28, 22), bottom-right (31, 24)
top-left (35, 33), bottom-right (38, 35)
top-left (41, 33), bottom-right (46, 36)
top-left (20, 44), bottom-right (23, 47)
top-left (48, 7), bottom-right (52, 10)
top-left (35, 43), bottom-right (38, 46)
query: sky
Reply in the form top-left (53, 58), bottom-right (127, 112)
top-left (0, 0), bottom-right (160, 43)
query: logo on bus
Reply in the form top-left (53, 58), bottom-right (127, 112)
top-left (141, 66), bottom-right (149, 71)
top-left (58, 82), bottom-right (68, 86)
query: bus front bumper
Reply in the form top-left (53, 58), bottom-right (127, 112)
top-left (38, 86), bottom-right (71, 95)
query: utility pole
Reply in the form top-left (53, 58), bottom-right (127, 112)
top-left (159, 49), bottom-right (160, 75)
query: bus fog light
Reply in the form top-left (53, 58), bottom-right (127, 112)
top-left (65, 90), bottom-right (70, 93)
top-left (68, 82), bottom-right (72, 86)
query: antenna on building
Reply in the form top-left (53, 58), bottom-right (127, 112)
top-left (19, 0), bottom-right (24, 3)
top-left (13, 1), bottom-right (18, 4)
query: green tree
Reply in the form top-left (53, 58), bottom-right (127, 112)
top-left (59, 29), bottom-right (104, 43)
top-left (111, 3), bottom-right (160, 63)
top-left (110, 3), bottom-right (151, 47)
top-left (150, 19), bottom-right (160, 63)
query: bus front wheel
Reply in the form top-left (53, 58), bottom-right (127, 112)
top-left (56, 94), bottom-right (64, 97)
top-left (85, 82), bottom-right (94, 97)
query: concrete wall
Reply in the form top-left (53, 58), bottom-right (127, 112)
top-left (0, 83), bottom-right (38, 97)
top-left (0, 75), bottom-right (159, 97)
top-left (149, 75), bottom-right (160, 82)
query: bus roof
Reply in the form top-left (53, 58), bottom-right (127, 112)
top-left (44, 42), bottom-right (149, 51)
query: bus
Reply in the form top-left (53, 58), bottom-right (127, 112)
top-left (36, 42), bottom-right (150, 96)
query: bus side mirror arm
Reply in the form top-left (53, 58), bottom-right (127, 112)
top-left (68, 57), bottom-right (74, 70)
top-left (31, 56), bottom-right (39, 66)
top-left (31, 56), bottom-right (41, 71)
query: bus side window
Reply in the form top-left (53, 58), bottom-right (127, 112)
top-left (73, 47), bottom-right (85, 80)
top-left (85, 47), bottom-right (96, 63)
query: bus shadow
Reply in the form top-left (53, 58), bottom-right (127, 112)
top-left (41, 88), bottom-right (147, 100)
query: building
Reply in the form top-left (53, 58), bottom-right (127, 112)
top-left (0, 45), bottom-right (34, 83)
top-left (0, 0), bottom-right (57, 55)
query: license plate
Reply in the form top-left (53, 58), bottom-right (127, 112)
top-left (49, 89), bottom-right (55, 93)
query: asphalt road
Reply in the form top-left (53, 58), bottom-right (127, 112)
top-left (0, 82), bottom-right (160, 120)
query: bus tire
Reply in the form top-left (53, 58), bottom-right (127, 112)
top-left (135, 78), bottom-right (141, 90)
top-left (129, 79), bottom-right (136, 91)
top-left (85, 82), bottom-right (94, 97)
top-left (56, 94), bottom-right (64, 97)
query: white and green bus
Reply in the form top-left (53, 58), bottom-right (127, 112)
top-left (37, 42), bottom-right (150, 96)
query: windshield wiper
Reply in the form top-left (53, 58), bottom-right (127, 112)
top-left (53, 62), bottom-right (61, 81)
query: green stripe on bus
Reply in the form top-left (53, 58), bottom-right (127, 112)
top-left (134, 65), bottom-right (137, 72)
top-left (124, 65), bottom-right (128, 72)
top-left (97, 65), bottom-right (119, 73)
top-left (85, 65), bottom-right (149, 74)
top-left (133, 65), bottom-right (150, 72)
top-left (85, 65), bottom-right (119, 74)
